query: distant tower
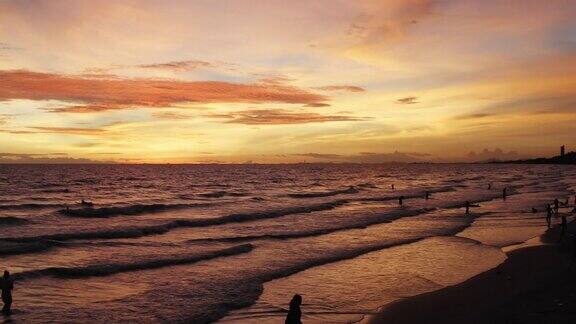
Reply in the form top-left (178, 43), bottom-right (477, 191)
top-left (561, 145), bottom-right (565, 157)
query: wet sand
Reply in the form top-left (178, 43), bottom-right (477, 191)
top-left (367, 223), bottom-right (576, 324)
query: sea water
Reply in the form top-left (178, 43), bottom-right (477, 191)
top-left (0, 164), bottom-right (574, 323)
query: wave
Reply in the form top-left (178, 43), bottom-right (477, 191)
top-left (198, 191), bottom-right (248, 198)
top-left (0, 241), bottom-right (52, 256)
top-left (288, 187), bottom-right (359, 198)
top-left (0, 203), bottom-right (64, 210)
top-left (59, 202), bottom-right (212, 218)
top-left (356, 182), bottom-right (378, 189)
top-left (357, 186), bottom-right (455, 202)
top-left (38, 188), bottom-right (71, 193)
top-left (0, 216), bottom-right (29, 226)
top-left (202, 226), bottom-right (482, 323)
top-left (186, 208), bottom-right (428, 244)
top-left (4, 200), bottom-right (348, 246)
top-left (16, 244), bottom-right (253, 280)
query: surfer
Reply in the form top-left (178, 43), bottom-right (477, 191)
top-left (1, 271), bottom-right (13, 315)
top-left (285, 294), bottom-right (302, 324)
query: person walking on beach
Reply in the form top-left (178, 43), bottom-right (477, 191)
top-left (285, 294), bottom-right (302, 324)
top-left (1, 270), bottom-right (14, 315)
top-left (560, 214), bottom-right (568, 240)
top-left (546, 204), bottom-right (553, 229)
top-left (554, 198), bottom-right (560, 215)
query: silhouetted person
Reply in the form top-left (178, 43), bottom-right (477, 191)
top-left (546, 204), bottom-right (552, 229)
top-left (1, 270), bottom-right (13, 315)
top-left (502, 187), bottom-right (507, 200)
top-left (554, 198), bottom-right (560, 214)
top-left (465, 201), bottom-right (471, 214)
top-left (425, 191), bottom-right (430, 200)
top-left (285, 294), bottom-right (302, 324)
top-left (399, 196), bottom-right (404, 206)
top-left (531, 207), bottom-right (537, 213)
top-left (561, 214), bottom-right (568, 240)
top-left (391, 184), bottom-right (395, 190)
top-left (488, 183), bottom-right (491, 190)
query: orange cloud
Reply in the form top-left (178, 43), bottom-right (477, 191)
top-left (0, 70), bottom-right (328, 113)
top-left (209, 109), bottom-right (367, 125)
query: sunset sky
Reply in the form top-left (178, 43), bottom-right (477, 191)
top-left (1, 0), bottom-right (575, 163)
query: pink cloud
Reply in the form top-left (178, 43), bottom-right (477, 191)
top-left (0, 70), bottom-right (328, 113)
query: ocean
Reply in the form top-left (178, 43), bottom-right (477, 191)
top-left (0, 164), bottom-right (574, 323)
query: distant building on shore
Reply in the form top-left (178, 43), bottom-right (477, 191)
top-left (561, 145), bottom-right (565, 157)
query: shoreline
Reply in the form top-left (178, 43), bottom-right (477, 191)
top-left (365, 223), bottom-right (576, 324)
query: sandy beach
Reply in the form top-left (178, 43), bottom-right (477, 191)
top-left (367, 223), bottom-right (576, 324)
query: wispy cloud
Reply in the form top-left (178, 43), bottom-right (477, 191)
top-left (29, 126), bottom-right (106, 135)
top-left (137, 60), bottom-right (214, 71)
top-left (0, 152), bottom-right (110, 164)
top-left (296, 151), bottom-right (432, 163)
top-left (395, 96), bottom-right (418, 104)
top-left (208, 109), bottom-right (368, 125)
top-left (314, 85), bottom-right (365, 92)
top-left (453, 113), bottom-right (493, 120)
top-left (152, 111), bottom-right (195, 120)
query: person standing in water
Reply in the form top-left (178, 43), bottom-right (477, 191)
top-left (1, 270), bottom-right (13, 315)
top-left (546, 204), bottom-right (553, 229)
top-left (465, 201), bottom-right (471, 214)
top-left (391, 184), bottom-right (395, 190)
top-left (502, 187), bottom-right (507, 200)
top-left (488, 183), bottom-right (491, 190)
top-left (399, 196), bottom-right (404, 206)
top-left (554, 198), bottom-right (560, 215)
top-left (285, 294), bottom-right (302, 324)
top-left (425, 191), bottom-right (430, 200)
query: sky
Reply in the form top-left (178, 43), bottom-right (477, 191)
top-left (0, 0), bottom-right (575, 163)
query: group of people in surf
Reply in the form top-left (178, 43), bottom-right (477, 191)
top-left (545, 196), bottom-right (575, 239)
